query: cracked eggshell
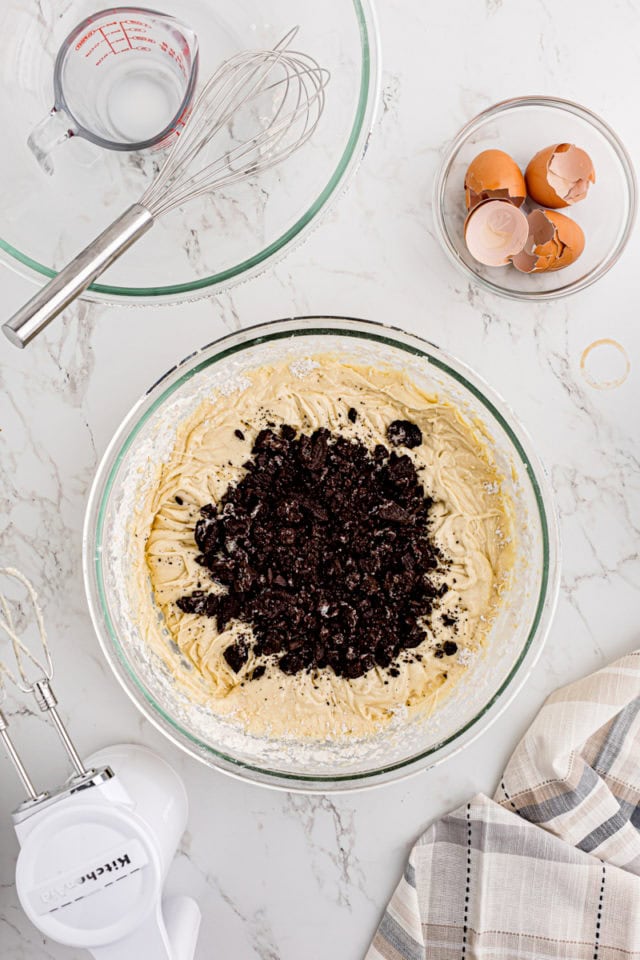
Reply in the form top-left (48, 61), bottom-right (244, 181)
top-left (512, 208), bottom-right (585, 273)
top-left (464, 198), bottom-right (529, 267)
top-left (464, 149), bottom-right (526, 210)
top-left (525, 143), bottom-right (595, 208)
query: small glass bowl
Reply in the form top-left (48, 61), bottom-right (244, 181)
top-left (433, 96), bottom-right (637, 301)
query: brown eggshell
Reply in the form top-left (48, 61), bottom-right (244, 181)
top-left (540, 210), bottom-right (585, 269)
top-left (464, 149), bottom-right (526, 210)
top-left (464, 198), bottom-right (529, 267)
top-left (512, 208), bottom-right (585, 273)
top-left (525, 143), bottom-right (595, 208)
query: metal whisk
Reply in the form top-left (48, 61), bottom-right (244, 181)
top-left (0, 568), bottom-right (88, 802)
top-left (3, 28), bottom-right (329, 348)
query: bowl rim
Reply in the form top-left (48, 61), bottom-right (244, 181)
top-left (0, 0), bottom-right (381, 303)
top-left (83, 315), bottom-right (561, 792)
top-left (433, 94), bottom-right (638, 302)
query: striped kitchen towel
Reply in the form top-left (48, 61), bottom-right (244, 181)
top-left (366, 650), bottom-right (640, 959)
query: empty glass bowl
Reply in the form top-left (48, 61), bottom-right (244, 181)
top-left (83, 317), bottom-right (560, 792)
top-left (434, 96), bottom-right (636, 300)
top-left (0, 0), bottom-right (379, 302)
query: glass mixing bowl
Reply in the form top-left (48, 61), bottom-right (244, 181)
top-left (0, 1), bottom-right (379, 303)
top-left (434, 96), bottom-right (637, 300)
top-left (83, 317), bottom-right (560, 792)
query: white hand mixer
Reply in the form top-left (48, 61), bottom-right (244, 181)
top-left (0, 568), bottom-right (201, 959)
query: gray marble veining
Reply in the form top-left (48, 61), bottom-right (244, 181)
top-left (1, 0), bottom-right (639, 957)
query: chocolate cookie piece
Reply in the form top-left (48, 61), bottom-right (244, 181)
top-left (176, 591), bottom-right (219, 617)
top-left (223, 638), bottom-right (249, 673)
top-left (386, 420), bottom-right (423, 449)
top-left (177, 424), bottom-right (447, 680)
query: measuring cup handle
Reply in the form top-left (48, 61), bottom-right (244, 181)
top-left (27, 107), bottom-right (77, 176)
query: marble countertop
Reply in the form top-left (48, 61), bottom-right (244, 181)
top-left (1, 1), bottom-right (639, 957)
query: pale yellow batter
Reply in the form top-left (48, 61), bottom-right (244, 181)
top-left (134, 357), bottom-right (515, 739)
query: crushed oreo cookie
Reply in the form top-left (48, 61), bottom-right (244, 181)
top-left (386, 419), bottom-right (423, 449)
top-left (223, 637), bottom-right (249, 673)
top-left (177, 423), bottom-right (447, 679)
top-left (434, 640), bottom-right (458, 659)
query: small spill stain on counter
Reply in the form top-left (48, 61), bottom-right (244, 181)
top-left (580, 338), bottom-right (630, 390)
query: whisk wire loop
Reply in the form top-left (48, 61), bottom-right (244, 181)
top-left (141, 28), bottom-right (330, 218)
top-left (143, 26), bottom-right (300, 209)
top-left (151, 66), bottom-right (328, 213)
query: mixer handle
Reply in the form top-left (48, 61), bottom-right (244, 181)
top-left (89, 897), bottom-right (201, 960)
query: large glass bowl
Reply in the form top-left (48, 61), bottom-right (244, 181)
top-left (83, 317), bottom-right (560, 792)
top-left (434, 96), bottom-right (636, 300)
top-left (0, 0), bottom-right (379, 303)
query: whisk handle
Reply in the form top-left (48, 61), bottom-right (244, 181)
top-left (2, 204), bottom-right (154, 349)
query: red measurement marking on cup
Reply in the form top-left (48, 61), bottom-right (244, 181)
top-left (99, 27), bottom-right (117, 55)
top-left (83, 39), bottom-right (103, 60)
top-left (84, 19), bottom-right (156, 64)
top-left (119, 21), bottom-right (134, 50)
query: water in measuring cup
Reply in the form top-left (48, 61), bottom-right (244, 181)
top-left (95, 56), bottom-right (185, 143)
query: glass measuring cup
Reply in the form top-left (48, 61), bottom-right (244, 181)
top-left (28, 7), bottom-right (199, 175)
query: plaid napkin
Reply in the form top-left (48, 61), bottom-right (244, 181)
top-left (366, 650), bottom-right (640, 960)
